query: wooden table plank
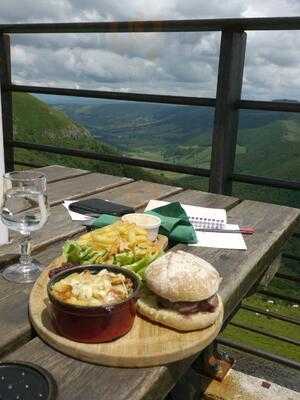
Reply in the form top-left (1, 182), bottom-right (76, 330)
top-left (151, 189), bottom-right (240, 211)
top-left (34, 165), bottom-right (91, 183)
top-left (175, 199), bottom-right (300, 319)
top-left (0, 204), bottom-right (86, 266)
top-left (47, 172), bottom-right (132, 206)
top-left (0, 290), bottom-right (33, 357)
top-left (4, 337), bottom-right (193, 400)
top-left (0, 275), bottom-right (31, 301)
top-left (81, 180), bottom-right (183, 209)
top-left (8, 172), bottom-right (133, 244)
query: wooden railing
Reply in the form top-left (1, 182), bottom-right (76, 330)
top-left (1, 17), bottom-right (300, 195)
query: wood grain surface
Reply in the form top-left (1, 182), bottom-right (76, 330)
top-left (7, 171), bottom-right (132, 244)
top-left (47, 172), bottom-right (132, 206)
top-left (0, 204), bottom-right (86, 266)
top-left (29, 265), bottom-right (223, 368)
top-left (163, 189), bottom-right (240, 211)
top-left (80, 180), bottom-right (183, 209)
top-left (35, 165), bottom-right (91, 183)
top-left (4, 337), bottom-right (195, 400)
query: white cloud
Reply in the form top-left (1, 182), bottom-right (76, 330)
top-left (1, 0), bottom-right (300, 99)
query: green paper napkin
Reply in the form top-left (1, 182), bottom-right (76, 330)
top-left (145, 202), bottom-right (197, 244)
top-left (91, 214), bottom-right (119, 228)
top-left (90, 203), bottom-right (197, 244)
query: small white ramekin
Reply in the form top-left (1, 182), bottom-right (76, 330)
top-left (121, 213), bottom-right (161, 241)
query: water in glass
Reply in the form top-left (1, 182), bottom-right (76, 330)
top-left (0, 171), bottom-right (49, 283)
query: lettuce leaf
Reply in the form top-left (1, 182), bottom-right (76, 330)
top-left (62, 240), bottom-right (162, 279)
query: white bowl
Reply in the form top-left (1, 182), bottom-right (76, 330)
top-left (121, 213), bottom-right (161, 241)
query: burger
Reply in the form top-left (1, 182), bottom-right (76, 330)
top-left (137, 250), bottom-right (222, 331)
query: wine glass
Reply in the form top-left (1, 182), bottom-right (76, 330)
top-left (0, 171), bottom-right (49, 283)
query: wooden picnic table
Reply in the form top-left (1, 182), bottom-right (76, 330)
top-left (0, 165), bottom-right (299, 400)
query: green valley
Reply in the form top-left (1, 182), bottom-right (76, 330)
top-left (55, 99), bottom-right (300, 207)
top-left (13, 93), bottom-right (161, 183)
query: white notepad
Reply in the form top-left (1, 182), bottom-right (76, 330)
top-left (145, 199), bottom-right (247, 250)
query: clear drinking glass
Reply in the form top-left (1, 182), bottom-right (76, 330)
top-left (0, 171), bottom-right (49, 283)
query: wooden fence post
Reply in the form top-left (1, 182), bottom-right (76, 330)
top-left (209, 30), bottom-right (247, 195)
top-left (0, 34), bottom-right (14, 172)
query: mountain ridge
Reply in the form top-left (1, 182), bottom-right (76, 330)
top-left (12, 93), bottom-right (156, 182)
top-left (53, 99), bottom-right (300, 207)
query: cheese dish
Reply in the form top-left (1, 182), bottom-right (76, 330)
top-left (48, 265), bottom-right (140, 343)
top-left (51, 269), bottom-right (133, 307)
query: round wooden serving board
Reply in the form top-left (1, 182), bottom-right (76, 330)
top-left (29, 236), bottom-right (223, 368)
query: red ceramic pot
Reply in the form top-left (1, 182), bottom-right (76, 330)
top-left (47, 265), bottom-right (140, 343)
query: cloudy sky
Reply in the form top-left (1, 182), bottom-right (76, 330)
top-left (1, 0), bottom-right (300, 100)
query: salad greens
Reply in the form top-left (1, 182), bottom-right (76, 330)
top-left (63, 240), bottom-right (162, 278)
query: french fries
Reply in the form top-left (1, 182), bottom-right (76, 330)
top-left (77, 221), bottom-right (160, 259)
top-left (62, 221), bottom-right (163, 278)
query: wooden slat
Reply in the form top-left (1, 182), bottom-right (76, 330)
top-left (161, 189), bottom-right (240, 211)
top-left (0, 275), bottom-right (31, 301)
top-left (2, 17), bottom-right (300, 34)
top-left (0, 33), bottom-right (14, 171)
top-left (12, 140), bottom-right (211, 179)
top-left (238, 99), bottom-right (300, 113)
top-left (80, 180), bottom-right (183, 209)
top-left (8, 172), bottom-right (132, 242)
top-left (46, 172), bottom-right (132, 206)
top-left (35, 165), bottom-right (91, 183)
top-left (0, 290), bottom-right (33, 357)
top-left (12, 84), bottom-right (216, 108)
top-left (209, 30), bottom-right (246, 195)
top-left (0, 204), bottom-right (85, 266)
top-left (4, 337), bottom-right (193, 400)
top-left (0, 231), bottom-right (90, 301)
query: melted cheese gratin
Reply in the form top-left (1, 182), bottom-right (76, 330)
top-left (51, 269), bottom-right (133, 307)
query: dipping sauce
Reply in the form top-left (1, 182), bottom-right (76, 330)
top-left (121, 213), bottom-right (161, 241)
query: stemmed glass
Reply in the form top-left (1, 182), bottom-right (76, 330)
top-left (0, 171), bottom-right (49, 283)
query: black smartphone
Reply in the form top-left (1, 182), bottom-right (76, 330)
top-left (69, 198), bottom-right (134, 217)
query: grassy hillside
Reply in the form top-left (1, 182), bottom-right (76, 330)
top-left (12, 93), bottom-right (162, 182)
top-left (56, 102), bottom-right (214, 151)
top-left (57, 101), bottom-right (300, 181)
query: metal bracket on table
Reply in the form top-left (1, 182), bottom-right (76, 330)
top-left (192, 341), bottom-right (235, 382)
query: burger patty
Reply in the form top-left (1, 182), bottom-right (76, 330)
top-left (158, 294), bottom-right (219, 314)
